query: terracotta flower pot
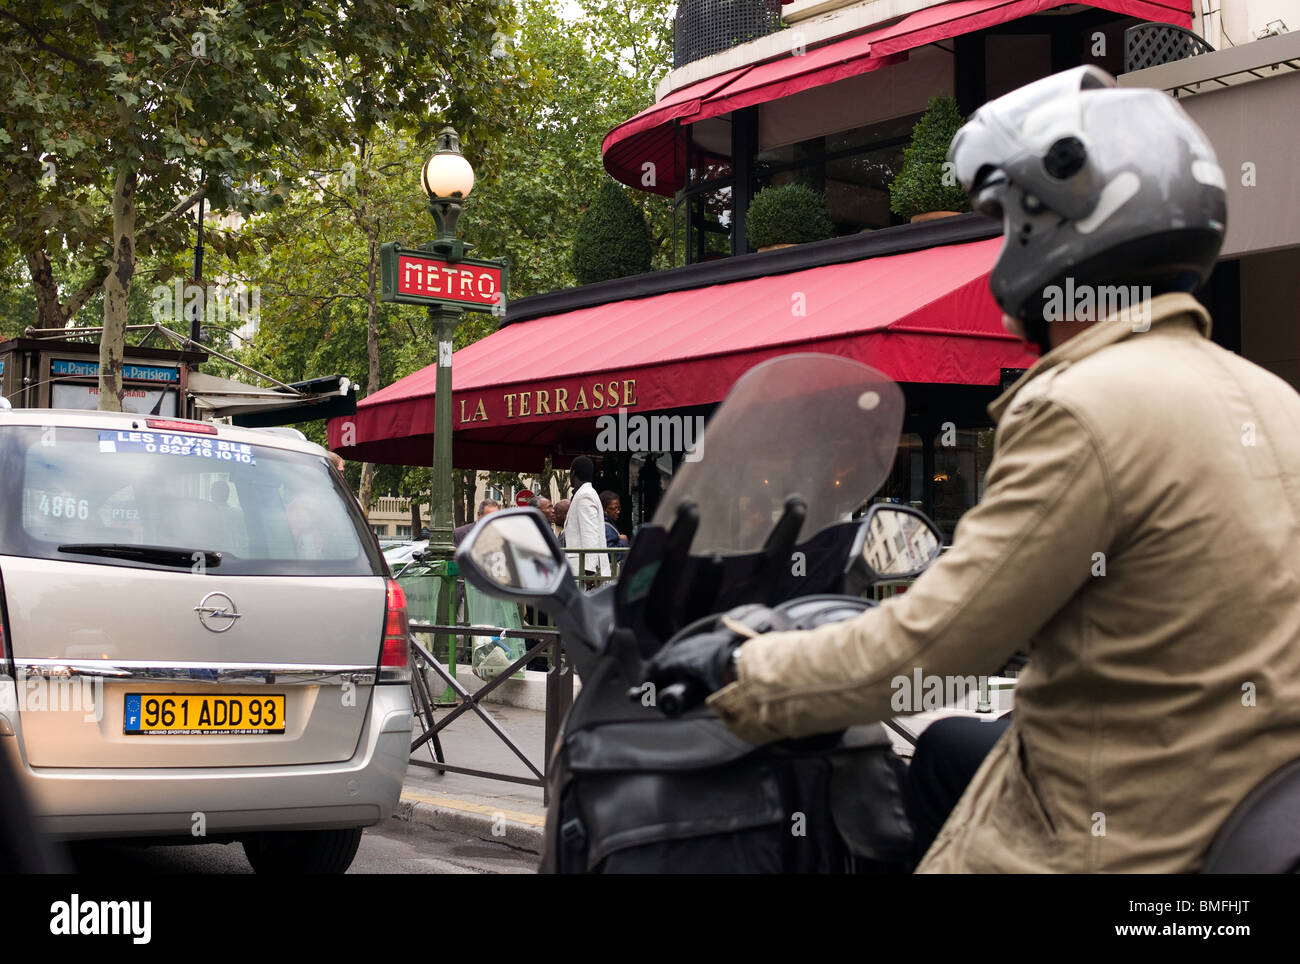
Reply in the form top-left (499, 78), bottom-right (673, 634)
top-left (909, 211), bottom-right (961, 223)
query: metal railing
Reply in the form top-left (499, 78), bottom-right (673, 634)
top-left (408, 623), bottom-right (571, 803)
top-left (565, 545), bottom-right (630, 589)
top-left (404, 546), bottom-right (1001, 800)
top-left (403, 547), bottom-right (625, 801)
top-left (674, 0), bottom-right (786, 68)
top-left (1124, 22), bottom-right (1214, 73)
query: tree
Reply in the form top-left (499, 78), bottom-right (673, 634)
top-left (889, 95), bottom-right (971, 221)
top-left (0, 246), bottom-right (37, 340)
top-left (211, 0), bottom-right (673, 512)
top-left (218, 132), bottom-right (505, 513)
top-left (572, 180), bottom-right (654, 284)
top-left (463, 0), bottom-right (675, 297)
top-left (0, 0), bottom-right (517, 409)
top-left (746, 183), bottom-right (834, 249)
top-left (236, 136), bottom-right (439, 511)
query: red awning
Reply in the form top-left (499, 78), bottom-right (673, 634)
top-left (603, 0), bottom-right (1193, 194)
top-left (601, 67), bottom-right (754, 198)
top-left (328, 238), bottom-right (1037, 470)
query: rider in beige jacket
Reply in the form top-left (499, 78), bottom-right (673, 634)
top-left (712, 291), bottom-right (1300, 872)
top-left (701, 68), bottom-right (1300, 871)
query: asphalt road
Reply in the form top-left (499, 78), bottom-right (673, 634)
top-left (62, 818), bottom-right (539, 874)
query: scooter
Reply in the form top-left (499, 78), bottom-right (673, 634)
top-left (455, 353), bottom-right (1300, 874)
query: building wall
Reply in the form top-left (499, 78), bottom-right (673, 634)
top-left (1240, 247), bottom-right (1300, 390)
top-left (1181, 70), bottom-right (1300, 258)
top-left (1119, 30), bottom-right (1300, 259)
top-left (1203, 0), bottom-right (1298, 48)
top-left (367, 495), bottom-right (427, 539)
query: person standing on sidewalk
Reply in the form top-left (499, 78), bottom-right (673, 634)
top-left (563, 456), bottom-right (609, 582)
top-left (552, 499), bottom-right (570, 546)
top-left (454, 498), bottom-right (501, 548)
top-left (600, 491), bottom-right (629, 547)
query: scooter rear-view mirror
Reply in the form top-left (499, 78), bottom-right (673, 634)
top-left (456, 507), bottom-right (608, 678)
top-left (456, 507), bottom-right (573, 599)
top-left (854, 503), bottom-right (944, 583)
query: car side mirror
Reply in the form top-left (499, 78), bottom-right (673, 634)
top-left (455, 507), bottom-right (573, 599)
top-left (854, 503), bottom-right (944, 582)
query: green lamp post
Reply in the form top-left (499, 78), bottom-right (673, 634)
top-left (419, 127), bottom-right (476, 565)
top-left (377, 127), bottom-right (507, 703)
top-left (419, 128), bottom-right (476, 703)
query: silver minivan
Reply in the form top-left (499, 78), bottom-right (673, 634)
top-left (0, 409), bottom-right (411, 873)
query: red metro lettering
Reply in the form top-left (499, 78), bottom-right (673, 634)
top-left (397, 257), bottom-right (498, 305)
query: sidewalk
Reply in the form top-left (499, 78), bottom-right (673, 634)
top-left (400, 700), bottom-right (549, 856)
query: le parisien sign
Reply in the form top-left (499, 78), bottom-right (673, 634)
top-left (379, 243), bottom-right (508, 314)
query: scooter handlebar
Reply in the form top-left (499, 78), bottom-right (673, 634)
top-left (624, 679), bottom-right (708, 716)
top-left (657, 680), bottom-right (707, 717)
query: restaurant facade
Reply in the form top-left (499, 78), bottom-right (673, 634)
top-left (330, 0), bottom-right (1300, 540)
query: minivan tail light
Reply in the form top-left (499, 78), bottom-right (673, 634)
top-left (379, 579), bottom-right (411, 683)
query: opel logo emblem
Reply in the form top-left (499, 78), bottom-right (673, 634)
top-left (195, 591), bottom-right (241, 633)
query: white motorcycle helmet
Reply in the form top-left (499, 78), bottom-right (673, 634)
top-left (947, 65), bottom-right (1227, 340)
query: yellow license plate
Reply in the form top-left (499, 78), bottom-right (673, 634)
top-left (124, 694), bottom-right (286, 735)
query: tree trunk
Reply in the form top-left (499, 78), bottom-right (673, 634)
top-left (99, 163), bottom-right (138, 412)
top-left (357, 229), bottom-right (383, 516)
top-left (351, 148), bottom-right (385, 519)
top-left (411, 497), bottom-right (422, 538)
top-left (359, 462), bottom-right (376, 517)
top-left (453, 471), bottom-right (467, 527)
top-left (26, 243), bottom-right (67, 329)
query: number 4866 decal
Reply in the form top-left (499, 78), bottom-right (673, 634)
top-left (38, 493), bottom-right (89, 520)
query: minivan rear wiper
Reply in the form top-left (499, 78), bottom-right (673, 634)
top-left (57, 544), bottom-right (223, 568)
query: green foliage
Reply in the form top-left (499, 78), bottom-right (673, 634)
top-left (0, 249), bottom-right (36, 339)
top-left (745, 183), bottom-right (834, 249)
top-left (572, 181), bottom-right (654, 285)
top-left (0, 0), bottom-right (675, 476)
top-left (0, 0), bottom-right (519, 331)
top-left (464, 0), bottom-right (675, 297)
top-left (889, 96), bottom-right (970, 220)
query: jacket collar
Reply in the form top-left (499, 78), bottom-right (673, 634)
top-left (989, 292), bottom-right (1212, 423)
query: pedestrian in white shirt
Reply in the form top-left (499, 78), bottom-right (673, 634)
top-left (562, 455), bottom-right (610, 580)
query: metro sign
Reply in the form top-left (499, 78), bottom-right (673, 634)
top-left (379, 243), bottom-right (508, 314)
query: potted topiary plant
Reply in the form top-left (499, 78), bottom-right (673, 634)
top-left (572, 180), bottom-right (654, 285)
top-left (746, 182), bottom-right (835, 252)
top-left (889, 95), bottom-right (971, 223)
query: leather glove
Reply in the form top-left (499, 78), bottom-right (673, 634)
top-left (643, 604), bottom-right (792, 715)
top-left (644, 627), bottom-right (741, 698)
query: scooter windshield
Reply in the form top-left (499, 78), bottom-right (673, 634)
top-left (651, 354), bottom-right (904, 555)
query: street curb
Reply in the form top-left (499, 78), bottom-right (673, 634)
top-left (397, 791), bottom-right (545, 855)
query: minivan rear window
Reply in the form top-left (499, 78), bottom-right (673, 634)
top-left (0, 425), bottom-right (384, 576)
